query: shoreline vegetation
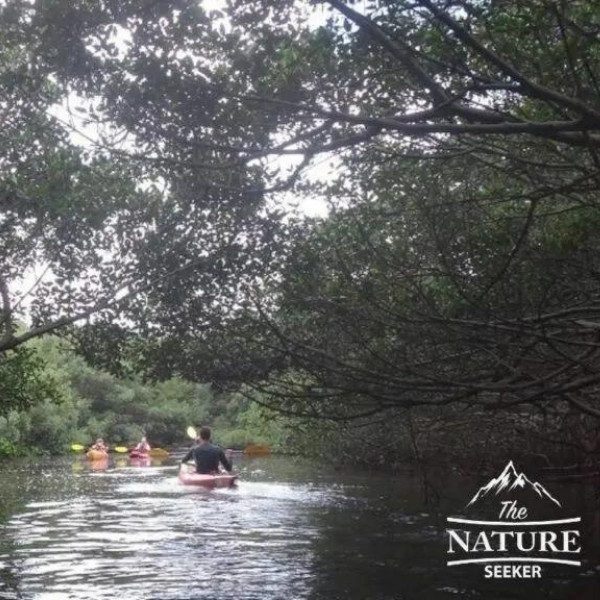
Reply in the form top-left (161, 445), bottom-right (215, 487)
top-left (1, 336), bottom-right (598, 482)
top-left (0, 335), bottom-right (280, 458)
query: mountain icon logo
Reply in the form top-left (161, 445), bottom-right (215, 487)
top-left (466, 460), bottom-right (561, 508)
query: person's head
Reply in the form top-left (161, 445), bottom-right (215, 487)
top-left (199, 426), bottom-right (211, 441)
top-left (141, 436), bottom-right (147, 443)
top-left (96, 438), bottom-right (104, 445)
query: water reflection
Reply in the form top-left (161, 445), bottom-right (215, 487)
top-left (89, 458), bottom-right (109, 471)
top-left (0, 458), bottom-right (322, 599)
top-left (0, 456), bottom-right (597, 600)
top-left (128, 457), bottom-right (152, 468)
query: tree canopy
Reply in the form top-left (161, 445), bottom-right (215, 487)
top-left (2, 0), bottom-right (600, 441)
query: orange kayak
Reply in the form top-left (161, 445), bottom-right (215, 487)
top-left (244, 444), bottom-right (271, 456)
top-left (86, 449), bottom-right (109, 461)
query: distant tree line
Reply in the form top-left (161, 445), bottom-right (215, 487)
top-left (0, 336), bottom-right (280, 456)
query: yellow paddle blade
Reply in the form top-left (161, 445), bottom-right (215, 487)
top-left (113, 446), bottom-right (129, 453)
top-left (244, 444), bottom-right (272, 456)
top-left (148, 448), bottom-right (169, 457)
top-left (186, 426), bottom-right (197, 440)
top-left (71, 444), bottom-right (85, 452)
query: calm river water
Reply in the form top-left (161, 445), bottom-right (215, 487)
top-left (0, 454), bottom-right (597, 599)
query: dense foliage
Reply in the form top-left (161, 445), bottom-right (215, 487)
top-left (0, 336), bottom-right (281, 456)
top-left (1, 1), bottom-right (600, 468)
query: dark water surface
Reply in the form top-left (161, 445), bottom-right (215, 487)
top-left (0, 455), bottom-right (597, 599)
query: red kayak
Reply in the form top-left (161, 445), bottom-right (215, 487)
top-left (178, 464), bottom-right (237, 489)
top-left (129, 449), bottom-right (148, 459)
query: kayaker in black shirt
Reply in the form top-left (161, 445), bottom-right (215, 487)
top-left (181, 426), bottom-right (232, 474)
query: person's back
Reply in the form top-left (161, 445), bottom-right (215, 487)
top-left (181, 427), bottom-right (232, 474)
top-left (188, 442), bottom-right (230, 474)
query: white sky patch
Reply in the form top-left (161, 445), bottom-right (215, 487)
top-left (48, 94), bottom-right (113, 152)
top-left (15, 0), bottom-right (336, 315)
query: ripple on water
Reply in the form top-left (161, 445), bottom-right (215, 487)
top-left (2, 458), bottom-right (595, 600)
top-left (0, 464), bottom-right (333, 599)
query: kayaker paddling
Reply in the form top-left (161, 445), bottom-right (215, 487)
top-left (181, 426), bottom-right (233, 474)
top-left (91, 438), bottom-right (108, 452)
top-left (87, 438), bottom-right (109, 462)
top-left (130, 435), bottom-right (152, 460)
top-left (134, 436), bottom-right (151, 453)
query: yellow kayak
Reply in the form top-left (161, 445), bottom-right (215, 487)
top-left (148, 448), bottom-right (169, 458)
